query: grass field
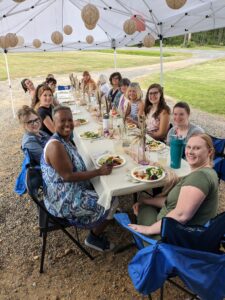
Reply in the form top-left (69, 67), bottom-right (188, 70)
top-left (137, 58), bottom-right (225, 116)
top-left (0, 50), bottom-right (190, 80)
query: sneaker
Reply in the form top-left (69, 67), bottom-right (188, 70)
top-left (84, 232), bottom-right (115, 252)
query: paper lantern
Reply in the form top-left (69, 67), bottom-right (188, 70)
top-left (17, 35), bottom-right (24, 46)
top-left (33, 39), bottom-right (41, 48)
top-left (5, 33), bottom-right (18, 48)
top-left (86, 35), bottom-right (94, 44)
top-left (165, 0), bottom-right (187, 9)
top-left (0, 36), bottom-right (9, 49)
top-left (123, 19), bottom-right (137, 35)
top-left (63, 25), bottom-right (73, 35)
top-left (131, 15), bottom-right (146, 32)
top-left (13, 0), bottom-right (26, 2)
top-left (81, 4), bottom-right (99, 27)
top-left (51, 31), bottom-right (63, 45)
top-left (84, 22), bottom-right (96, 30)
top-left (143, 34), bottom-right (155, 47)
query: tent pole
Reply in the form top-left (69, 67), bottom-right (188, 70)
top-left (3, 50), bottom-right (15, 118)
top-left (159, 25), bottom-right (164, 88)
top-left (114, 48), bottom-right (117, 70)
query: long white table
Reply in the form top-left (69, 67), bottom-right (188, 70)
top-left (57, 90), bottom-right (191, 210)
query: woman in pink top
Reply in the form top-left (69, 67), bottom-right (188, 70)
top-left (144, 83), bottom-right (170, 141)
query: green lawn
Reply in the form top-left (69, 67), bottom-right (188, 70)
top-left (0, 50), bottom-right (190, 80)
top-left (137, 58), bottom-right (225, 116)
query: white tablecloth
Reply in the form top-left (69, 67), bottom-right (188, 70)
top-left (59, 99), bottom-right (192, 210)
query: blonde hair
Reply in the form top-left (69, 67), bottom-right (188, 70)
top-left (189, 133), bottom-right (215, 166)
top-left (125, 83), bottom-right (143, 101)
top-left (17, 105), bottom-right (39, 124)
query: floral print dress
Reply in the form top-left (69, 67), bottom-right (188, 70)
top-left (41, 133), bottom-right (107, 228)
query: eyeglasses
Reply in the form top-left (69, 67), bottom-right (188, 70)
top-left (26, 118), bottom-right (40, 125)
top-left (149, 91), bottom-right (159, 96)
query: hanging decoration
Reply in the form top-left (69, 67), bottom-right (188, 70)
top-left (51, 31), bottom-right (63, 45)
top-left (131, 15), bottom-right (146, 32)
top-left (84, 23), bottom-right (96, 30)
top-left (17, 35), bottom-right (24, 46)
top-left (0, 36), bottom-right (10, 49)
top-left (143, 34), bottom-right (155, 47)
top-left (86, 35), bottom-right (94, 44)
top-left (123, 19), bottom-right (137, 35)
top-left (33, 39), bottom-right (41, 48)
top-left (5, 33), bottom-right (18, 47)
top-left (81, 4), bottom-right (99, 28)
top-left (63, 25), bottom-right (73, 35)
top-left (165, 0), bottom-right (187, 9)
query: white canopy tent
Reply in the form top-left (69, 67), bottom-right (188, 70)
top-left (1, 0), bottom-right (225, 116)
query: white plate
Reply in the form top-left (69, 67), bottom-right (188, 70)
top-left (131, 166), bottom-right (166, 183)
top-left (79, 131), bottom-right (101, 140)
top-left (146, 140), bottom-right (166, 152)
top-left (96, 154), bottom-right (126, 168)
top-left (74, 118), bottom-right (88, 125)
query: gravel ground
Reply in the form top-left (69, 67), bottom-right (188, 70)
top-left (0, 74), bottom-right (224, 300)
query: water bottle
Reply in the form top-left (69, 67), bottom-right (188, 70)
top-left (103, 113), bottom-right (109, 135)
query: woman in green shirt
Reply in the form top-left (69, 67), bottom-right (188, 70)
top-left (129, 133), bottom-right (218, 237)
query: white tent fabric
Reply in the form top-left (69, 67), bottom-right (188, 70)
top-left (1, 0), bottom-right (225, 52)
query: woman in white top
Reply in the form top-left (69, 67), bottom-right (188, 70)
top-left (144, 83), bottom-right (170, 141)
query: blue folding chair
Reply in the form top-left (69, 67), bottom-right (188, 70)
top-left (210, 136), bottom-right (225, 182)
top-left (114, 213), bottom-right (225, 300)
top-left (57, 85), bottom-right (71, 90)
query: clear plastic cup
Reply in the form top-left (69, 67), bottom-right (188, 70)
top-left (157, 148), bottom-right (169, 167)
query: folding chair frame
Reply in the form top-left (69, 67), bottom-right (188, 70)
top-left (26, 167), bottom-right (94, 273)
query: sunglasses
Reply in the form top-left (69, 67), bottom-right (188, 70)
top-left (149, 91), bottom-right (159, 96)
top-left (26, 118), bottom-right (40, 125)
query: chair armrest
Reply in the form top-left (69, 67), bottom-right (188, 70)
top-left (114, 213), bottom-right (157, 246)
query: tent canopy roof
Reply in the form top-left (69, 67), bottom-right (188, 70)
top-left (1, 0), bottom-right (225, 52)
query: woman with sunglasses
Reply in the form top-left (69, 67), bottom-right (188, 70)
top-left (17, 105), bottom-right (50, 165)
top-left (144, 83), bottom-right (170, 141)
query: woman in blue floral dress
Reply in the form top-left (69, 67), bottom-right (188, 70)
top-left (41, 106), bottom-right (114, 252)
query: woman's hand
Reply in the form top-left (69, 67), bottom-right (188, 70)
top-left (128, 224), bottom-right (152, 235)
top-left (98, 164), bottom-right (113, 176)
top-left (132, 202), bottom-right (140, 216)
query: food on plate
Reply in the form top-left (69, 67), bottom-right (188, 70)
top-left (133, 166), bottom-right (164, 181)
top-left (98, 155), bottom-right (124, 167)
top-left (80, 131), bottom-right (100, 139)
top-left (75, 118), bottom-right (88, 125)
top-left (146, 140), bottom-right (165, 151)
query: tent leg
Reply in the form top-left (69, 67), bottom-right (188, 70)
top-left (159, 25), bottom-right (164, 88)
top-left (3, 50), bottom-right (15, 118)
top-left (114, 48), bottom-right (117, 70)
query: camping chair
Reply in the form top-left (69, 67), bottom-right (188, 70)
top-left (57, 85), bottom-right (71, 90)
top-left (26, 166), bottom-right (94, 273)
top-left (114, 213), bottom-right (225, 300)
top-left (210, 135), bottom-right (225, 181)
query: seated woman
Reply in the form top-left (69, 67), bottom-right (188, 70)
top-left (144, 83), bottom-right (170, 141)
top-left (167, 101), bottom-right (204, 145)
top-left (117, 78), bottom-right (131, 115)
top-left (126, 82), bottom-right (144, 125)
top-left (108, 72), bottom-right (122, 109)
top-left (80, 71), bottom-right (97, 94)
top-left (129, 133), bottom-right (218, 238)
top-left (45, 77), bottom-right (59, 107)
top-left (32, 85), bottom-right (55, 136)
top-left (17, 105), bottom-right (50, 165)
top-left (41, 106), bottom-right (115, 251)
top-left (21, 78), bottom-right (36, 105)
top-left (97, 74), bottom-right (110, 97)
